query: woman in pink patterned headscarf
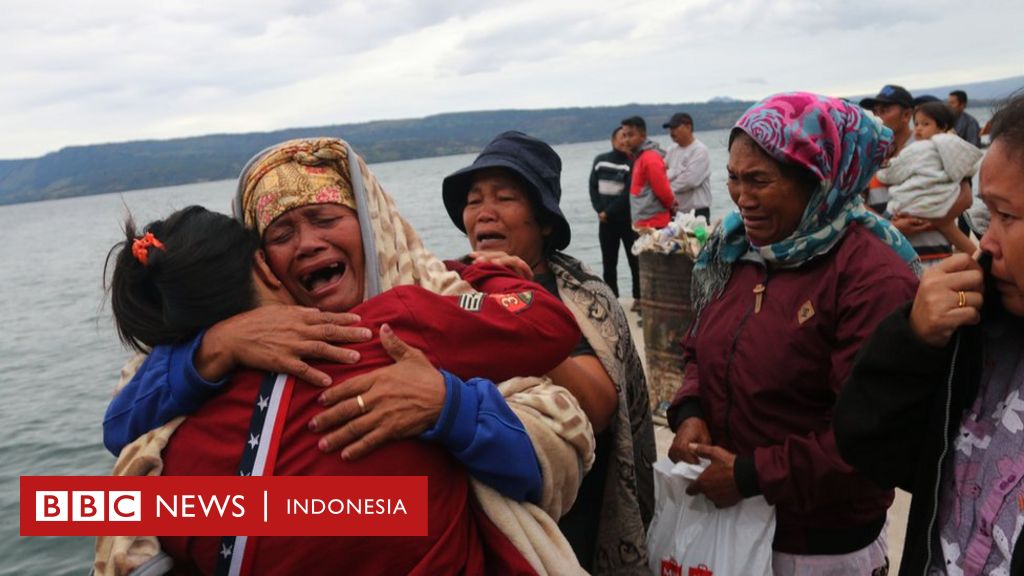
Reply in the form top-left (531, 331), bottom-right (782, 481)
top-left (666, 92), bottom-right (919, 575)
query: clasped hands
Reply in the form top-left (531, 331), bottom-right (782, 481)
top-left (668, 417), bottom-right (743, 508)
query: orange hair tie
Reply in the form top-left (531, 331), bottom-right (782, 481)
top-left (131, 232), bottom-right (165, 265)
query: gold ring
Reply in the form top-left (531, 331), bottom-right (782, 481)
top-left (356, 394), bottom-right (367, 414)
top-left (957, 290), bottom-right (967, 308)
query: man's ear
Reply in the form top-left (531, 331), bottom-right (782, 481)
top-left (253, 249), bottom-right (283, 291)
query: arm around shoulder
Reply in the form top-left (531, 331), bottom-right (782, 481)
top-left (421, 371), bottom-right (542, 503)
top-left (103, 332), bottom-right (227, 455)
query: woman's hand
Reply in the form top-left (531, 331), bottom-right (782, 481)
top-left (469, 250), bottom-right (534, 280)
top-left (668, 417), bottom-right (711, 464)
top-left (196, 306), bottom-right (372, 386)
top-left (310, 324), bottom-right (446, 460)
top-left (686, 443), bottom-right (742, 508)
top-left (909, 253), bottom-right (984, 347)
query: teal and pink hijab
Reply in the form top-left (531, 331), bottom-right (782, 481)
top-left (692, 92), bottom-right (921, 315)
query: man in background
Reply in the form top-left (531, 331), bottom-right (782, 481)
top-left (948, 90), bottom-right (982, 147)
top-left (590, 127), bottom-right (639, 301)
top-left (662, 112), bottom-right (711, 222)
top-left (862, 85), bottom-right (973, 255)
top-left (620, 115), bottom-right (673, 229)
top-left (859, 84), bottom-right (916, 213)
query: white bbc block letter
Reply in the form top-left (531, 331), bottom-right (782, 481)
top-left (36, 491), bottom-right (68, 521)
top-left (72, 491), bottom-right (106, 521)
top-left (108, 491), bottom-right (141, 521)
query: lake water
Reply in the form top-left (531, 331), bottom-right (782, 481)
top-left (0, 108), bottom-right (991, 574)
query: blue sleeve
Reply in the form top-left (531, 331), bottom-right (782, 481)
top-left (420, 370), bottom-right (542, 504)
top-left (102, 331), bottom-right (228, 455)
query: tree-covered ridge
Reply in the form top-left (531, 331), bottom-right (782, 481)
top-left (0, 101), bottom-right (753, 205)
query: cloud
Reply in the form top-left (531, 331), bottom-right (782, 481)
top-left (440, 6), bottom-right (634, 76)
top-left (1, 0), bottom-right (1023, 157)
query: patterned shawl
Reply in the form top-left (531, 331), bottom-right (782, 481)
top-left (692, 92), bottom-right (921, 318)
top-left (96, 139), bottom-right (592, 576)
top-left (549, 252), bottom-right (657, 575)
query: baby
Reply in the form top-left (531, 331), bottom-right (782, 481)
top-left (878, 101), bottom-right (983, 257)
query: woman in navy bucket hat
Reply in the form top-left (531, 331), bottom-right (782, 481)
top-left (442, 131), bottom-right (657, 574)
top-left (443, 131), bottom-right (572, 252)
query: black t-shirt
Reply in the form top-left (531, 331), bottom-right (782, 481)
top-left (534, 272), bottom-right (595, 357)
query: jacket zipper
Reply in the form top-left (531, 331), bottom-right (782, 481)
top-left (722, 268), bottom-right (769, 446)
top-left (923, 333), bottom-right (961, 575)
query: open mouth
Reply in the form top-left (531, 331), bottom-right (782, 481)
top-left (301, 262), bottom-right (346, 293)
top-left (741, 215), bottom-right (767, 227)
top-left (475, 232), bottom-right (507, 248)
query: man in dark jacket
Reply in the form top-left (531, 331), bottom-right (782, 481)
top-left (948, 89), bottom-right (982, 147)
top-left (589, 126), bottom-right (639, 300)
top-left (836, 93), bottom-right (1024, 576)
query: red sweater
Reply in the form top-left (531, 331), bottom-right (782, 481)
top-left (670, 225), bottom-right (919, 554)
top-left (161, 264), bottom-right (580, 575)
top-left (630, 148), bottom-right (674, 228)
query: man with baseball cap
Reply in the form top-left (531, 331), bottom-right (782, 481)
top-left (859, 84), bottom-right (915, 149)
top-left (860, 84), bottom-right (973, 261)
top-left (662, 112), bottom-right (711, 222)
top-left (859, 85), bottom-right (916, 214)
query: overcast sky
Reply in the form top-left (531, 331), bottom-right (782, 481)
top-left (2, 0), bottom-right (1021, 159)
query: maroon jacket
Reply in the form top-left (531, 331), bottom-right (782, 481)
top-left (668, 224), bottom-right (918, 554)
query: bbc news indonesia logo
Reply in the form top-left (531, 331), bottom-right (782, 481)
top-left (21, 476), bottom-right (427, 536)
top-left (36, 490), bottom-right (141, 522)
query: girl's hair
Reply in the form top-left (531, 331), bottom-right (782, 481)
top-left (914, 101), bottom-right (956, 131)
top-left (106, 205), bottom-right (261, 352)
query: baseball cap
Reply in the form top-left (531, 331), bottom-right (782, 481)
top-left (859, 85), bottom-right (914, 110)
top-left (662, 113), bottom-right (693, 129)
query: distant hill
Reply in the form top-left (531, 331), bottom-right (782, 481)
top-left (0, 101), bottom-right (753, 205)
top-left (850, 75), bottom-right (1024, 104)
top-left (3, 74), bottom-right (1021, 206)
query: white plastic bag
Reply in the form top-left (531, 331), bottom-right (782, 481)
top-left (647, 457), bottom-right (776, 576)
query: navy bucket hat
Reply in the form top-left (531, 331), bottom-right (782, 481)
top-left (442, 131), bottom-right (571, 251)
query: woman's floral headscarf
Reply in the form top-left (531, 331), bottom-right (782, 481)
top-left (233, 138), bottom-right (471, 300)
top-left (692, 92), bottom-right (921, 316)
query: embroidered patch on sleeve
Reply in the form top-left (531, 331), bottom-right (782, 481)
top-left (488, 291), bottom-right (534, 314)
top-left (798, 300), bottom-right (815, 325)
top-left (458, 293), bottom-right (484, 312)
